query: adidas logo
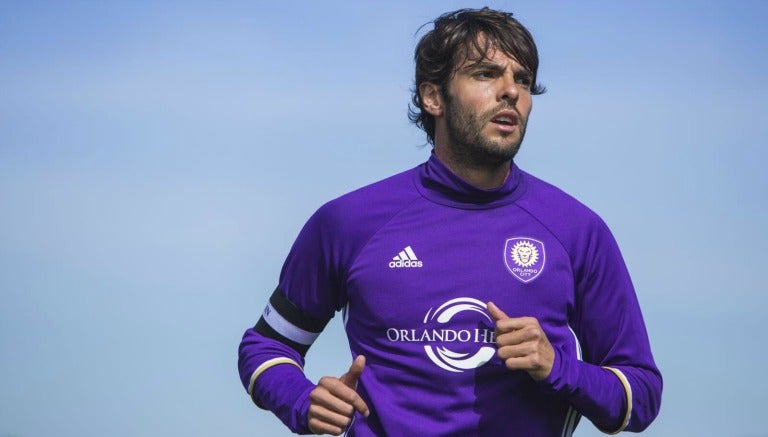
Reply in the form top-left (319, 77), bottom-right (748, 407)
top-left (389, 246), bottom-right (423, 268)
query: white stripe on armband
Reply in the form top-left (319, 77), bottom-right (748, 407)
top-left (248, 357), bottom-right (303, 397)
top-left (264, 301), bottom-right (322, 346)
top-left (602, 366), bottom-right (633, 434)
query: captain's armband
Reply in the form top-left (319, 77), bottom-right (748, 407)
top-left (254, 287), bottom-right (330, 356)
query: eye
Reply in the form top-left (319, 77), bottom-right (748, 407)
top-left (515, 75), bottom-right (532, 89)
top-left (474, 70), bottom-right (496, 79)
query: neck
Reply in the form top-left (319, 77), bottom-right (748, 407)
top-left (433, 146), bottom-right (511, 190)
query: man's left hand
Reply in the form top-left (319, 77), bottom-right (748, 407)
top-left (487, 301), bottom-right (555, 381)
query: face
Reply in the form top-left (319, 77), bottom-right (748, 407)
top-left (439, 47), bottom-right (533, 167)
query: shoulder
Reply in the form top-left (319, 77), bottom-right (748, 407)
top-left (318, 166), bottom-right (420, 221)
top-left (517, 170), bottom-right (605, 230)
top-left (305, 165), bottom-right (422, 248)
top-left (515, 170), bottom-right (618, 266)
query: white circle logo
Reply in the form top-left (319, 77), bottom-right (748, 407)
top-left (422, 297), bottom-right (496, 373)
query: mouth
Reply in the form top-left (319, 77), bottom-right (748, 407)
top-left (490, 110), bottom-right (519, 131)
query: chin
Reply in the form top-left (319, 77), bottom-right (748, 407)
top-left (473, 146), bottom-right (519, 166)
top-left (483, 139), bottom-right (521, 159)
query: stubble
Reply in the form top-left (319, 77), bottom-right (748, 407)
top-left (443, 95), bottom-right (528, 169)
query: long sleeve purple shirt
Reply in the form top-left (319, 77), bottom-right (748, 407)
top-left (238, 154), bottom-right (662, 436)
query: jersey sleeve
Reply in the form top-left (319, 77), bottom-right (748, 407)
top-left (541, 218), bottom-right (662, 433)
top-left (238, 169), bottom-right (419, 434)
top-left (237, 203), bottom-right (349, 434)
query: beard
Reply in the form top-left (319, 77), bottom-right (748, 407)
top-left (443, 94), bottom-right (528, 168)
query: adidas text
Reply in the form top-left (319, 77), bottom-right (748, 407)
top-left (389, 259), bottom-right (423, 268)
top-left (389, 245), bottom-right (423, 268)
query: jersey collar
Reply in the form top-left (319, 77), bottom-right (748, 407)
top-left (415, 152), bottom-right (526, 209)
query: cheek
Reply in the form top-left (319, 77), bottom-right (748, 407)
top-left (455, 83), bottom-right (496, 107)
top-left (477, 86), bottom-right (498, 103)
top-left (518, 95), bottom-right (533, 117)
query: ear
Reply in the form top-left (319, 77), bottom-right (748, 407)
top-left (419, 82), bottom-right (444, 117)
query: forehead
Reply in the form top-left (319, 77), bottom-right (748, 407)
top-left (454, 37), bottom-right (527, 72)
top-left (455, 44), bottom-right (525, 73)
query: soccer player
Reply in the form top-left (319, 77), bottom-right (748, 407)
top-left (238, 7), bottom-right (662, 436)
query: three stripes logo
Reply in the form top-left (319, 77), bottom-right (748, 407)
top-left (389, 246), bottom-right (423, 268)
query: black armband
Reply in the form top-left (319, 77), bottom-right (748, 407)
top-left (254, 287), bottom-right (330, 356)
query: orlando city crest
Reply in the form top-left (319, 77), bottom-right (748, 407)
top-left (504, 237), bottom-right (546, 283)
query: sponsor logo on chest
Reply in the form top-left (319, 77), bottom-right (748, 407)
top-left (385, 297), bottom-right (496, 373)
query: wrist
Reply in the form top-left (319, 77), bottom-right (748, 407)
top-left (538, 345), bottom-right (575, 394)
top-left (252, 363), bottom-right (315, 434)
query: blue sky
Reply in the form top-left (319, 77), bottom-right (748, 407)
top-left (1, 1), bottom-right (766, 436)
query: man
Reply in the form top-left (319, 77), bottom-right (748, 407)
top-left (239, 8), bottom-right (662, 436)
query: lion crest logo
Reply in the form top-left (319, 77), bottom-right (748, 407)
top-left (504, 237), bottom-right (545, 283)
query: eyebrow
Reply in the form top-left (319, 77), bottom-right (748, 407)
top-left (460, 60), bottom-right (532, 76)
top-left (461, 61), bottom-right (504, 72)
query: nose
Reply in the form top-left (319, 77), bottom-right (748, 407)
top-left (499, 74), bottom-right (519, 103)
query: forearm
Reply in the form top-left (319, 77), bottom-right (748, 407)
top-left (542, 347), bottom-right (662, 433)
top-left (238, 328), bottom-right (315, 434)
top-left (252, 364), bottom-right (315, 434)
top-left (608, 364), bottom-right (663, 432)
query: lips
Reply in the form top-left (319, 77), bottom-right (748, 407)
top-left (491, 110), bottom-right (518, 126)
top-left (489, 109), bottom-right (519, 134)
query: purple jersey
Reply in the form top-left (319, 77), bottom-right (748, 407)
top-left (238, 154), bottom-right (662, 436)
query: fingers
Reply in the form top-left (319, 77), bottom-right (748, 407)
top-left (488, 302), bottom-right (535, 334)
top-left (307, 396), bottom-right (354, 435)
top-left (339, 355), bottom-right (368, 416)
top-left (340, 355), bottom-right (366, 389)
top-left (495, 354), bottom-right (552, 381)
top-left (486, 303), bottom-right (552, 378)
top-left (495, 322), bottom-right (542, 346)
top-left (308, 380), bottom-right (359, 435)
top-left (308, 356), bottom-right (370, 435)
top-left (491, 317), bottom-right (554, 381)
top-left (495, 343), bottom-right (554, 381)
top-left (486, 301), bottom-right (508, 321)
top-left (314, 377), bottom-right (361, 414)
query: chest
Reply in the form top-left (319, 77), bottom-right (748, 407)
top-left (345, 206), bottom-right (575, 334)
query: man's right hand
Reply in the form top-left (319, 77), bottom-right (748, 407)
top-left (308, 355), bottom-right (370, 435)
